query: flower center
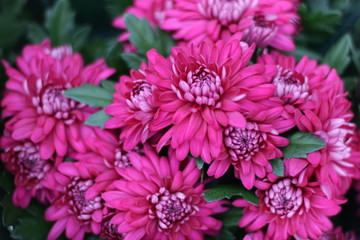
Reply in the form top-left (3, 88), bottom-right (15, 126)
top-left (272, 67), bottom-right (310, 104)
top-left (67, 178), bottom-right (103, 221)
top-left (12, 141), bottom-right (51, 180)
top-left (264, 179), bottom-right (304, 219)
top-left (176, 65), bottom-right (223, 106)
top-left (198, 0), bottom-right (257, 26)
top-left (114, 148), bottom-right (133, 168)
top-left (242, 13), bottom-right (278, 48)
top-left (45, 45), bottom-right (72, 59)
top-left (129, 80), bottom-right (153, 112)
top-left (32, 84), bottom-right (83, 122)
top-left (223, 125), bottom-right (264, 162)
top-left (101, 220), bottom-right (126, 240)
top-left (147, 187), bottom-right (198, 232)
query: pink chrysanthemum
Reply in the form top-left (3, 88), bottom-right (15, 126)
top-left (161, 0), bottom-right (299, 51)
top-left (102, 146), bottom-right (226, 240)
top-left (1, 40), bottom-right (115, 159)
top-left (294, 88), bottom-right (355, 198)
top-left (319, 227), bottom-right (357, 240)
top-left (257, 51), bottom-right (332, 115)
top-left (113, 0), bottom-right (174, 52)
top-left (244, 230), bottom-right (268, 240)
top-left (143, 36), bottom-right (277, 163)
top-left (208, 106), bottom-right (291, 189)
top-left (234, 171), bottom-right (344, 240)
top-left (241, 0), bottom-right (300, 51)
top-left (45, 163), bottom-right (108, 240)
top-left (0, 131), bottom-right (60, 208)
top-left (105, 66), bottom-right (162, 151)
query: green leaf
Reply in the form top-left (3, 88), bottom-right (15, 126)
top-left (101, 80), bottom-right (116, 93)
top-left (220, 207), bottom-right (243, 227)
top-left (344, 76), bottom-right (359, 92)
top-left (187, 154), bottom-right (205, 169)
top-left (204, 185), bottom-right (258, 206)
top-left (121, 53), bottom-right (144, 69)
top-left (85, 234), bottom-right (102, 240)
top-left (85, 110), bottom-right (112, 129)
top-left (124, 14), bottom-right (157, 55)
top-left (212, 229), bottom-right (236, 240)
top-left (269, 158), bottom-right (284, 177)
top-left (64, 84), bottom-right (113, 108)
top-left (282, 132), bottom-right (326, 159)
top-left (124, 14), bottom-right (175, 57)
top-left (0, 0), bottom-right (27, 48)
top-left (45, 0), bottom-right (75, 46)
top-left (1, 195), bottom-right (31, 227)
top-left (105, 0), bottom-right (133, 18)
top-left (70, 26), bottom-right (91, 51)
top-left (323, 34), bottom-right (351, 74)
top-left (27, 23), bottom-right (48, 43)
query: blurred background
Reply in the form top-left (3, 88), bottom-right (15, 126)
top-left (0, 0), bottom-right (360, 239)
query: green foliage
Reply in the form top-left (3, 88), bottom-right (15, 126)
top-left (323, 34), bottom-right (352, 74)
top-left (281, 132), bottom-right (326, 159)
top-left (85, 110), bottom-right (112, 129)
top-left (27, 0), bottom-right (91, 50)
top-left (121, 53), bottom-right (145, 69)
top-left (204, 185), bottom-right (258, 206)
top-left (269, 158), bottom-right (284, 177)
top-left (64, 83), bottom-right (113, 108)
top-left (124, 14), bottom-right (175, 57)
top-left (105, 0), bottom-right (133, 18)
top-left (0, 0), bottom-right (27, 49)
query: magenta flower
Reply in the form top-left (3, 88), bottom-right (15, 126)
top-left (45, 165), bottom-right (106, 240)
top-left (102, 146), bottom-right (226, 240)
top-left (294, 88), bottom-right (355, 198)
top-left (257, 51), bottom-right (332, 114)
top-left (145, 36), bottom-right (276, 163)
top-left (242, 0), bottom-right (300, 51)
top-left (161, 0), bottom-right (299, 51)
top-left (319, 227), bottom-right (357, 240)
top-left (234, 171), bottom-right (344, 240)
top-left (1, 131), bottom-right (60, 208)
top-left (1, 40), bottom-right (115, 159)
top-left (208, 106), bottom-right (291, 189)
top-left (105, 68), bottom-right (159, 151)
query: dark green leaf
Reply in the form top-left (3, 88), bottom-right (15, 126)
top-left (64, 84), bottom-right (113, 108)
top-left (212, 229), bottom-right (236, 240)
top-left (124, 14), bottom-right (175, 57)
top-left (85, 110), bottom-right (112, 129)
top-left (155, 28), bottom-right (175, 57)
top-left (105, 0), bottom-right (133, 18)
top-left (204, 185), bottom-right (258, 206)
top-left (27, 23), bottom-right (48, 43)
top-left (85, 234), bottom-right (102, 240)
top-left (0, 171), bottom-right (15, 194)
top-left (0, 0), bottom-right (27, 48)
top-left (195, 158), bottom-right (205, 170)
top-left (282, 132), bottom-right (326, 159)
top-left (45, 0), bottom-right (75, 46)
top-left (11, 216), bottom-right (53, 240)
top-left (323, 34), bottom-right (352, 74)
top-left (121, 53), bottom-right (144, 69)
top-left (220, 207), bottom-right (243, 227)
top-left (1, 195), bottom-right (32, 227)
top-left (344, 77), bottom-right (359, 92)
top-left (101, 80), bottom-right (116, 93)
top-left (124, 14), bottom-right (157, 55)
top-left (270, 158), bottom-right (284, 177)
top-left (71, 26), bottom-right (91, 51)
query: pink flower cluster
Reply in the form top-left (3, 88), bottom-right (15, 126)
top-left (1, 0), bottom-right (360, 240)
top-left (115, 0), bottom-right (300, 52)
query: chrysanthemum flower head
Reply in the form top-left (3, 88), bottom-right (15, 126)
top-left (208, 106), bottom-right (291, 189)
top-left (143, 35), bottom-right (276, 163)
top-left (102, 146), bottom-right (226, 240)
top-left (1, 131), bottom-right (60, 208)
top-left (1, 40), bottom-right (115, 160)
top-left (161, 0), bottom-right (299, 51)
top-left (234, 170), bottom-right (345, 240)
top-left (105, 66), bottom-right (159, 151)
top-left (45, 163), bottom-right (107, 240)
